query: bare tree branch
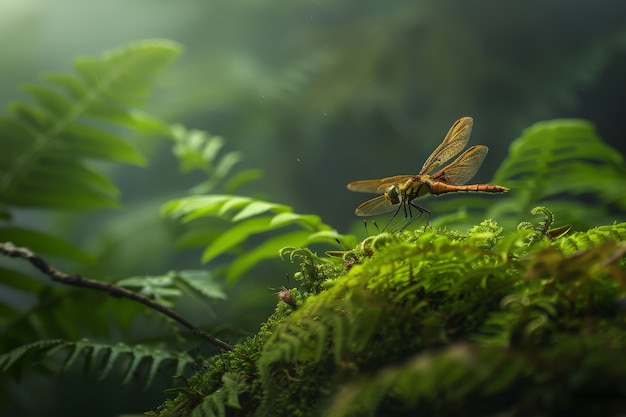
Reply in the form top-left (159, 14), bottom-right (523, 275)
top-left (0, 242), bottom-right (234, 352)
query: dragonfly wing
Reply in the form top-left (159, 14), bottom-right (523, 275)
top-left (354, 195), bottom-right (398, 216)
top-left (430, 145), bottom-right (488, 185)
top-left (347, 175), bottom-right (413, 194)
top-left (419, 117), bottom-right (473, 175)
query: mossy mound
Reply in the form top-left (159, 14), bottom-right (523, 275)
top-left (155, 218), bottom-right (626, 417)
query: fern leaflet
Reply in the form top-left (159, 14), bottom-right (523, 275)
top-left (0, 338), bottom-right (194, 389)
top-left (162, 194), bottom-right (354, 282)
top-left (490, 119), bottom-right (626, 226)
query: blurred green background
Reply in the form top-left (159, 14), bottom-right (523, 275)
top-left (1, 0), bottom-right (626, 415)
top-left (3, 0), bottom-right (626, 230)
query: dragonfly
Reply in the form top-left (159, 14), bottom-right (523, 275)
top-left (347, 116), bottom-right (509, 228)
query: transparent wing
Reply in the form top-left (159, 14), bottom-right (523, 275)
top-left (347, 175), bottom-right (412, 194)
top-left (430, 145), bottom-right (488, 185)
top-left (419, 116), bottom-right (473, 175)
top-left (354, 195), bottom-right (399, 216)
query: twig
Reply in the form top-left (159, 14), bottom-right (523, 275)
top-left (0, 242), bottom-right (234, 352)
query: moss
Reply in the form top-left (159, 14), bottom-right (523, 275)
top-left (155, 218), bottom-right (626, 417)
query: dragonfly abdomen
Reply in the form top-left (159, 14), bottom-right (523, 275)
top-left (427, 181), bottom-right (509, 196)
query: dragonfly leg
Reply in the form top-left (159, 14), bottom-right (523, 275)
top-left (382, 204), bottom-right (404, 232)
top-left (400, 202), bottom-right (430, 230)
top-left (363, 219), bottom-right (382, 236)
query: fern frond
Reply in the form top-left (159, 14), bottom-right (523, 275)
top-left (555, 222), bottom-right (626, 254)
top-left (169, 125), bottom-right (262, 194)
top-left (490, 119), bottom-right (626, 225)
top-left (162, 195), bottom-right (354, 282)
top-left (0, 39), bottom-right (181, 211)
top-left (118, 270), bottom-right (226, 308)
top-left (186, 372), bottom-right (249, 417)
top-left (0, 338), bottom-right (194, 389)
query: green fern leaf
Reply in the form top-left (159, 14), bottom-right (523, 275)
top-left (121, 346), bottom-right (148, 385)
top-left (0, 40), bottom-right (181, 210)
top-left (169, 125), bottom-right (260, 194)
top-left (163, 194), bottom-right (352, 282)
top-left (62, 339), bottom-right (88, 372)
top-left (491, 119), bottom-right (626, 224)
top-left (118, 270), bottom-right (227, 307)
top-left (0, 338), bottom-right (195, 389)
top-left (96, 344), bottom-right (120, 381)
top-left (0, 339), bottom-right (65, 377)
top-left (202, 217), bottom-right (273, 263)
top-left (174, 270), bottom-right (227, 301)
top-left (555, 222), bottom-right (626, 253)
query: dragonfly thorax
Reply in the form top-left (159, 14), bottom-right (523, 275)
top-left (384, 184), bottom-right (402, 205)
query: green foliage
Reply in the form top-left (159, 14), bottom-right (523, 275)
top-left (0, 41), bottom-right (180, 309)
top-left (169, 125), bottom-right (263, 195)
top-left (0, 39), bottom-right (182, 339)
top-left (162, 196), bottom-right (355, 283)
top-left (490, 119), bottom-right (626, 227)
top-left (0, 40), bottom-right (185, 330)
top-left (157, 218), bottom-right (626, 417)
top-left (118, 270), bottom-right (227, 308)
top-left (1, 27), bottom-right (624, 417)
top-left (556, 222), bottom-right (626, 254)
top-left (0, 39), bottom-right (180, 213)
top-left (161, 122), bottom-right (356, 283)
top-left (0, 338), bottom-right (194, 389)
top-left (185, 372), bottom-right (249, 417)
top-left (0, 41), bottom-right (207, 405)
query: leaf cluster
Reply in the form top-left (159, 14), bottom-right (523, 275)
top-left (162, 194), bottom-right (355, 283)
top-left (0, 40), bottom-right (190, 334)
top-left (0, 40), bottom-right (227, 411)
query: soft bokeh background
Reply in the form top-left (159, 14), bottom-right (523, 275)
top-left (1, 0), bottom-right (626, 415)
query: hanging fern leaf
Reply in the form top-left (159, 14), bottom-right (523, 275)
top-left (0, 338), bottom-right (194, 389)
top-left (162, 194), bottom-right (355, 282)
top-left (0, 39), bottom-right (181, 211)
top-left (168, 125), bottom-right (262, 194)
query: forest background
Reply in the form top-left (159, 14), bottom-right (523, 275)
top-left (1, 0), bottom-right (626, 416)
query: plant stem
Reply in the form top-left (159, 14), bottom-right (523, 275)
top-left (0, 242), bottom-right (234, 352)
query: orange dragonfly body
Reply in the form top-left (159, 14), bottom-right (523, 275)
top-left (347, 117), bottom-right (509, 225)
